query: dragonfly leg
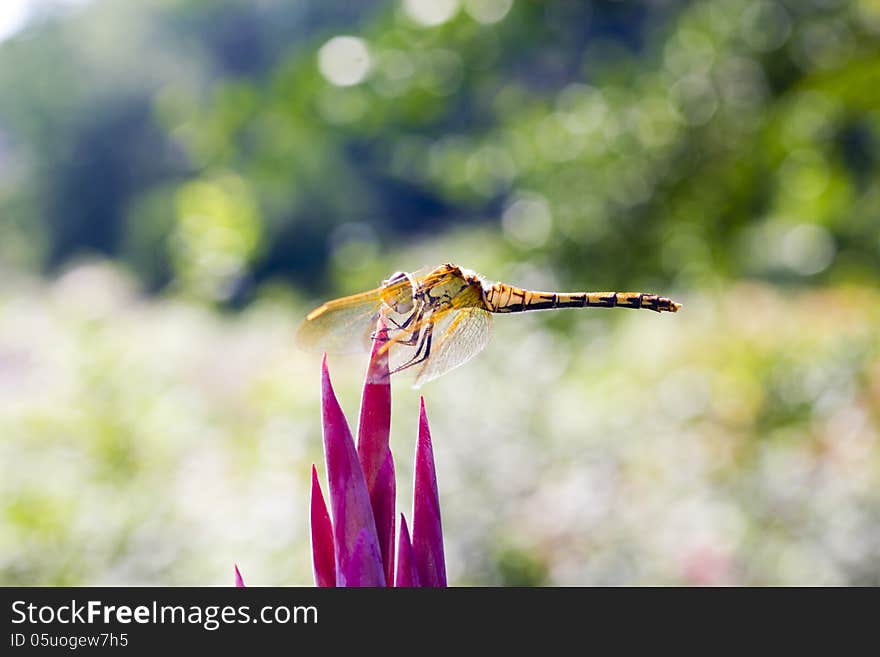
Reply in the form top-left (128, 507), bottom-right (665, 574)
top-left (380, 305), bottom-right (425, 346)
top-left (370, 304), bottom-right (419, 341)
top-left (388, 304), bottom-right (420, 331)
top-left (389, 323), bottom-right (433, 375)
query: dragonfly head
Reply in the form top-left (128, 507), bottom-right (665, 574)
top-left (381, 270), bottom-right (418, 314)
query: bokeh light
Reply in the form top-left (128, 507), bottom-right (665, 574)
top-left (318, 36), bottom-right (372, 87)
top-left (463, 0), bottom-right (513, 25)
top-left (403, 0), bottom-right (459, 27)
top-left (502, 193), bottom-right (553, 248)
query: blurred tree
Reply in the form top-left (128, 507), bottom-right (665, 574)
top-left (0, 0), bottom-right (877, 300)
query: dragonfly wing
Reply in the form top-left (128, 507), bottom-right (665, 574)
top-left (412, 306), bottom-right (493, 387)
top-left (297, 287), bottom-right (398, 354)
top-left (297, 278), bottom-right (418, 354)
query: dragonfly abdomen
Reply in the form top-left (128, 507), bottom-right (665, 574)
top-left (484, 284), bottom-right (681, 314)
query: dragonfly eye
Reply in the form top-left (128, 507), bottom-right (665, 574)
top-left (383, 271), bottom-right (408, 286)
top-left (381, 270), bottom-right (417, 314)
top-left (394, 298), bottom-right (414, 314)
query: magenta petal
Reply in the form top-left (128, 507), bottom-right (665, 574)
top-left (310, 464), bottom-right (336, 587)
top-left (322, 355), bottom-right (386, 586)
top-left (234, 564), bottom-right (245, 588)
top-left (395, 514), bottom-right (420, 587)
top-left (357, 322), bottom-right (391, 483)
top-left (370, 452), bottom-right (396, 584)
top-left (357, 320), bottom-right (395, 583)
top-left (347, 528), bottom-right (388, 588)
top-left (412, 397), bottom-right (447, 587)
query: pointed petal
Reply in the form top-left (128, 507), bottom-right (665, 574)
top-left (412, 397), bottom-right (447, 587)
top-left (395, 514), bottom-right (419, 587)
top-left (234, 564), bottom-right (245, 588)
top-left (322, 355), bottom-right (386, 586)
top-left (310, 464), bottom-right (336, 588)
top-left (356, 320), bottom-right (395, 582)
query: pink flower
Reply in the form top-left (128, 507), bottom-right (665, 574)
top-left (311, 321), bottom-right (446, 587)
top-left (234, 320), bottom-right (446, 587)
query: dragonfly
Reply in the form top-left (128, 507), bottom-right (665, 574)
top-left (297, 263), bottom-right (681, 387)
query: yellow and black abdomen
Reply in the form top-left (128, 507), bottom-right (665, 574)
top-left (484, 284), bottom-right (681, 314)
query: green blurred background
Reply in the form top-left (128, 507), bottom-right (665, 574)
top-left (1, 0), bottom-right (879, 585)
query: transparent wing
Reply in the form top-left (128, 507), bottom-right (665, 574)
top-left (297, 281), bottom-right (412, 354)
top-left (412, 306), bottom-right (493, 387)
top-left (296, 290), bottom-right (384, 354)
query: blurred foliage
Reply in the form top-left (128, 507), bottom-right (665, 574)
top-left (0, 0), bottom-right (878, 301)
top-left (0, 0), bottom-right (879, 585)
